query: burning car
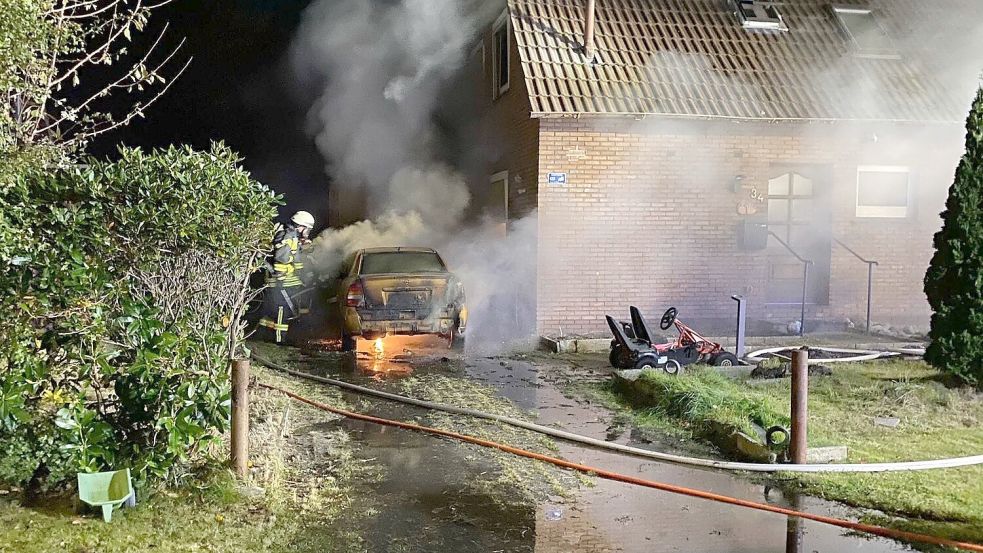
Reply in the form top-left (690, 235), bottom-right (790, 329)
top-left (332, 247), bottom-right (467, 351)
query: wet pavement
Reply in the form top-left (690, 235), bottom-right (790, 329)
top-left (282, 337), bottom-right (915, 553)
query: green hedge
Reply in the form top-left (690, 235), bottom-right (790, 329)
top-left (0, 143), bottom-right (278, 488)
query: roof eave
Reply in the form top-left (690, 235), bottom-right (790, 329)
top-left (530, 111), bottom-right (963, 125)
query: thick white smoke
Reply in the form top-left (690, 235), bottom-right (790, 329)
top-left (291, 0), bottom-right (535, 350)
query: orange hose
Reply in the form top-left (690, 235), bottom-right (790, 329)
top-left (258, 382), bottom-right (983, 553)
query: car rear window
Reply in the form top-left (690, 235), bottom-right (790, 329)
top-left (360, 252), bottom-right (446, 274)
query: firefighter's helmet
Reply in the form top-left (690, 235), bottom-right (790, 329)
top-left (291, 211), bottom-right (316, 229)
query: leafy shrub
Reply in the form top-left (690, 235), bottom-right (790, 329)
top-left (924, 88), bottom-right (983, 388)
top-left (0, 143), bottom-right (279, 488)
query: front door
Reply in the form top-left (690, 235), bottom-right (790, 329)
top-left (766, 168), bottom-right (831, 305)
top-left (488, 172), bottom-right (509, 237)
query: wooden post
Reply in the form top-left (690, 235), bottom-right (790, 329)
top-left (231, 358), bottom-right (249, 478)
top-left (790, 348), bottom-right (809, 464)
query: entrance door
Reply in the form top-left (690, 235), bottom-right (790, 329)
top-left (766, 169), bottom-right (831, 305)
top-left (489, 171), bottom-right (509, 237)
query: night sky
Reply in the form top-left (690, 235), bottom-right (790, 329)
top-left (89, 0), bottom-right (328, 225)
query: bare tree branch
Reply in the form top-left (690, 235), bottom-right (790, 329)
top-left (48, 1), bottom-right (145, 89)
top-left (34, 31), bottom-right (187, 137)
top-left (12, 0), bottom-right (187, 147)
top-left (75, 55), bottom-right (189, 142)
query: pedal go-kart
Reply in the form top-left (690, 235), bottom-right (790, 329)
top-left (607, 306), bottom-right (740, 374)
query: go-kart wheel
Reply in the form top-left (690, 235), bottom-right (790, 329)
top-left (659, 307), bottom-right (678, 330)
top-left (633, 354), bottom-right (661, 372)
top-left (662, 359), bottom-right (682, 376)
top-left (711, 352), bottom-right (740, 367)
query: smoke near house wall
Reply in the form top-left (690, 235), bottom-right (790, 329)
top-left (533, 1), bottom-right (982, 335)
top-left (290, 0), bottom-right (535, 350)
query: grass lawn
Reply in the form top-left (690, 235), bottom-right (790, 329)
top-left (589, 359), bottom-right (983, 544)
top-left (0, 361), bottom-right (369, 553)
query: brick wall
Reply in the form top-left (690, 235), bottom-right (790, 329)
top-left (467, 11), bottom-right (540, 220)
top-left (535, 117), bottom-right (962, 336)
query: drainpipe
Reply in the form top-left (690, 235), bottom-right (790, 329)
top-left (584, 0), bottom-right (596, 60)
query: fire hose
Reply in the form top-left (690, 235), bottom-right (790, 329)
top-left (256, 380), bottom-right (983, 553)
top-left (252, 353), bottom-right (983, 473)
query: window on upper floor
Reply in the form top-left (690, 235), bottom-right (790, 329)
top-left (856, 166), bottom-right (911, 218)
top-left (492, 10), bottom-right (510, 99)
top-left (832, 6), bottom-right (899, 59)
top-left (734, 0), bottom-right (788, 32)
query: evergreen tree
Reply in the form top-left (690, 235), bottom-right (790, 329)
top-left (924, 87), bottom-right (983, 388)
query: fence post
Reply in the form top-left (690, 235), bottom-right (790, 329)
top-left (866, 262), bottom-right (875, 334)
top-left (731, 294), bottom-right (747, 359)
top-left (799, 263), bottom-right (810, 337)
top-left (790, 348), bottom-right (809, 464)
top-left (231, 358), bottom-right (250, 478)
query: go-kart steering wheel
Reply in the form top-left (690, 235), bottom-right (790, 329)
top-left (660, 307), bottom-right (678, 330)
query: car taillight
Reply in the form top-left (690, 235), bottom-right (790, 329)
top-left (346, 281), bottom-right (364, 307)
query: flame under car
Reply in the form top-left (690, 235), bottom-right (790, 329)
top-left (333, 247), bottom-right (467, 351)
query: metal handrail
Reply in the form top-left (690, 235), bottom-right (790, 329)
top-left (769, 231), bottom-right (814, 336)
top-left (834, 238), bottom-right (879, 333)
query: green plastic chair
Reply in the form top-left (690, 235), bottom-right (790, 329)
top-left (77, 468), bottom-right (136, 522)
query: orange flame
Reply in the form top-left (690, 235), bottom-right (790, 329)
top-left (374, 338), bottom-right (385, 360)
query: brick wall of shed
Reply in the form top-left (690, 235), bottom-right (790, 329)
top-left (535, 117), bottom-right (961, 337)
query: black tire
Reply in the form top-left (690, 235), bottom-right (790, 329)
top-left (711, 352), bottom-right (740, 367)
top-left (662, 359), bottom-right (683, 376)
top-left (341, 332), bottom-right (356, 352)
top-left (633, 353), bottom-right (661, 371)
top-left (766, 426), bottom-right (790, 448)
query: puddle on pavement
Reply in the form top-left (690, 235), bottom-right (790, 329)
top-left (284, 342), bottom-right (916, 553)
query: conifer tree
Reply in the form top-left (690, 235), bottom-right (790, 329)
top-left (924, 87), bottom-right (983, 387)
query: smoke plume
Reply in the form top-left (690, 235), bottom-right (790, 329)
top-left (291, 0), bottom-right (535, 350)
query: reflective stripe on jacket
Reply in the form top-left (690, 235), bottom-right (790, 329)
top-left (269, 226), bottom-right (305, 288)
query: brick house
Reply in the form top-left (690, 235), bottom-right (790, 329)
top-left (465, 0), bottom-right (980, 337)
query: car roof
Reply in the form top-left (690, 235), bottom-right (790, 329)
top-left (358, 247), bottom-right (438, 254)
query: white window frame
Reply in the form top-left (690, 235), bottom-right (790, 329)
top-left (856, 165), bottom-right (911, 218)
top-left (734, 0), bottom-right (788, 32)
top-left (831, 5), bottom-right (900, 60)
top-left (489, 170), bottom-right (510, 221)
top-left (492, 10), bottom-right (511, 99)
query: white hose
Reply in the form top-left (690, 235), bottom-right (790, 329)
top-left (252, 354), bottom-right (983, 474)
top-left (746, 346), bottom-right (900, 365)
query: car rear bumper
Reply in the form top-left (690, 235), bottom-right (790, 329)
top-left (346, 307), bottom-right (460, 337)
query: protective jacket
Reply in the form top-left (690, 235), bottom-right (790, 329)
top-left (269, 225), bottom-right (307, 288)
top-left (258, 224), bottom-right (311, 344)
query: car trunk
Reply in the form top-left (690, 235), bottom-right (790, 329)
top-left (359, 273), bottom-right (450, 312)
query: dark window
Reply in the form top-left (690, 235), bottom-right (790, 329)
top-left (360, 252), bottom-right (447, 275)
top-left (493, 15), bottom-right (510, 97)
top-left (735, 0), bottom-right (788, 31)
top-left (767, 172), bottom-right (814, 243)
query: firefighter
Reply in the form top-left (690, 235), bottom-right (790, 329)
top-left (257, 211), bottom-right (316, 344)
